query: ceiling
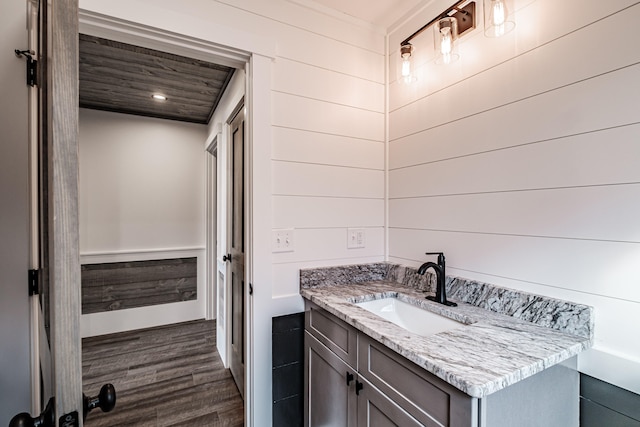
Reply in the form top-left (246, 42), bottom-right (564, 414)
top-left (77, 2), bottom-right (421, 124)
top-left (310, 0), bottom-right (424, 29)
top-left (79, 34), bottom-right (235, 124)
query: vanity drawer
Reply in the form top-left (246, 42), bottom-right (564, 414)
top-left (305, 302), bottom-right (358, 367)
top-left (358, 334), bottom-right (475, 427)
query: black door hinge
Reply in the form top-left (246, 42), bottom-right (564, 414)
top-left (14, 49), bottom-right (38, 87)
top-left (249, 283), bottom-right (253, 295)
top-left (28, 269), bottom-right (39, 296)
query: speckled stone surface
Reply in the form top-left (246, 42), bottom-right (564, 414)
top-left (300, 263), bottom-right (593, 398)
top-left (300, 263), bottom-right (593, 338)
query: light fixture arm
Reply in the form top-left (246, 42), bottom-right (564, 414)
top-left (400, 0), bottom-right (475, 47)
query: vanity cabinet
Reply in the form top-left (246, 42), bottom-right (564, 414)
top-left (304, 302), bottom-right (472, 427)
top-left (304, 302), bottom-right (580, 427)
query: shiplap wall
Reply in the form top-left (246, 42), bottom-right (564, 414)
top-left (267, 5), bottom-right (386, 298)
top-left (388, 0), bottom-right (640, 394)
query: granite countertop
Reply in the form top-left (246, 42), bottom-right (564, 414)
top-left (300, 263), bottom-right (593, 398)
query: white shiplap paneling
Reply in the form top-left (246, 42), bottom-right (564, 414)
top-left (216, 0), bottom-right (384, 54)
top-left (273, 57), bottom-right (384, 113)
top-left (388, 0), bottom-right (640, 393)
top-left (273, 161), bottom-right (384, 199)
top-left (274, 196), bottom-right (384, 229)
top-left (389, 61), bottom-right (640, 144)
top-left (273, 91), bottom-right (385, 141)
top-left (389, 183), bottom-right (640, 243)
top-left (272, 127), bottom-right (384, 170)
top-left (389, 124), bottom-right (640, 198)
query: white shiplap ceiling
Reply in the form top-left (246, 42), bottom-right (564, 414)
top-left (309, 0), bottom-right (426, 30)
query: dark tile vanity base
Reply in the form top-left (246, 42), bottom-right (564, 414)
top-left (272, 312), bottom-right (305, 427)
top-left (580, 373), bottom-right (640, 427)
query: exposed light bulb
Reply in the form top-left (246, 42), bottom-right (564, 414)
top-left (400, 44), bottom-right (414, 83)
top-left (434, 17), bottom-right (458, 65)
top-left (491, 0), bottom-right (506, 26)
top-left (440, 27), bottom-right (453, 64)
top-left (491, 0), bottom-right (506, 36)
top-left (485, 0), bottom-right (514, 37)
top-left (401, 57), bottom-right (411, 80)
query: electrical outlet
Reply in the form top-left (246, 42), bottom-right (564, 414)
top-left (273, 228), bottom-right (294, 253)
top-left (347, 228), bottom-right (366, 249)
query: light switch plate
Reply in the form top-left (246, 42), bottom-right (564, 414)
top-left (347, 228), bottom-right (366, 249)
top-left (273, 228), bottom-right (294, 253)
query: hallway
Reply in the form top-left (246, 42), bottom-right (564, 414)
top-left (82, 320), bottom-right (243, 426)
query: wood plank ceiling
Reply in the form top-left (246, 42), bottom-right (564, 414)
top-left (79, 34), bottom-right (235, 124)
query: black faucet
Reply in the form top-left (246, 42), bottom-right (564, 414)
top-left (418, 252), bottom-right (457, 307)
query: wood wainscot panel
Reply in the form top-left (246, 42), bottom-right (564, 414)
top-left (81, 257), bottom-right (197, 314)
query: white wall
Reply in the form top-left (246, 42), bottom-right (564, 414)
top-left (388, 0), bottom-right (640, 394)
top-left (79, 108), bottom-right (207, 253)
top-left (0, 0), bottom-right (33, 419)
top-left (78, 108), bottom-right (208, 336)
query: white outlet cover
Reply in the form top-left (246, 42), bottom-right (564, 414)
top-left (347, 228), bottom-right (366, 249)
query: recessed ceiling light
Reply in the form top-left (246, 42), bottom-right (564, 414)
top-left (152, 94), bottom-right (167, 101)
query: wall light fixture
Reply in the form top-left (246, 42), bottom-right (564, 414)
top-left (399, 0), bottom-right (476, 80)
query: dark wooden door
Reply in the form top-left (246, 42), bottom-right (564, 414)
top-left (229, 104), bottom-right (246, 399)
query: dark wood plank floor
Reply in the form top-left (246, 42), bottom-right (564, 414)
top-left (82, 320), bottom-right (243, 426)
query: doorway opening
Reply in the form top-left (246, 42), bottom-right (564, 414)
top-left (30, 6), bottom-right (274, 424)
top-left (74, 14), bottom-right (252, 425)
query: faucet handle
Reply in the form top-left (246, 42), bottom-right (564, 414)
top-left (424, 252), bottom-right (445, 263)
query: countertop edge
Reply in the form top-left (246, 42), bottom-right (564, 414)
top-left (301, 284), bottom-right (592, 398)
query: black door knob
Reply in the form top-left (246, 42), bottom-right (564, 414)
top-left (222, 253), bottom-right (232, 262)
top-left (9, 397), bottom-right (54, 427)
top-left (83, 383), bottom-right (116, 421)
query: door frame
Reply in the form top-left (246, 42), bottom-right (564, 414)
top-left (205, 133), bottom-right (219, 322)
top-left (76, 10), bottom-right (275, 425)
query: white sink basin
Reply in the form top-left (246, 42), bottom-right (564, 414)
top-left (356, 297), bottom-right (465, 336)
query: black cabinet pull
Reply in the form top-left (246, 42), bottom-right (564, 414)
top-left (355, 380), bottom-right (364, 395)
top-left (346, 372), bottom-right (354, 386)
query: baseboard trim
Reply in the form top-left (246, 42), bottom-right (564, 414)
top-left (81, 300), bottom-right (204, 337)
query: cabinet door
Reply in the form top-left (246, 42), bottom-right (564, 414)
top-left (359, 335), bottom-right (475, 427)
top-left (305, 331), bottom-right (357, 427)
top-left (357, 377), bottom-right (424, 427)
top-left (305, 303), bottom-right (358, 367)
